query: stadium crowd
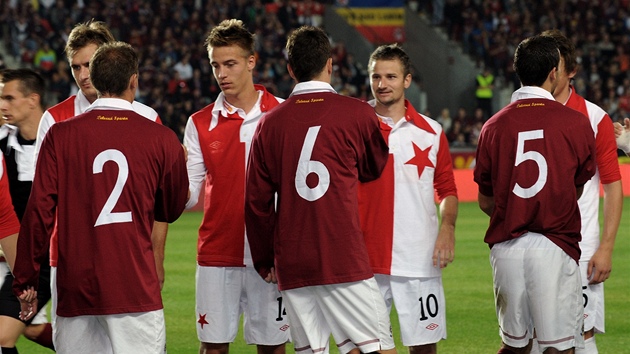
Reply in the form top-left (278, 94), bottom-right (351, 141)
top-left (1, 0), bottom-right (629, 148)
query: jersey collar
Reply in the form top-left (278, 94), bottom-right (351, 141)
top-left (369, 99), bottom-right (436, 135)
top-left (290, 81), bottom-right (336, 96)
top-left (85, 98), bottom-right (135, 112)
top-left (510, 86), bottom-right (555, 103)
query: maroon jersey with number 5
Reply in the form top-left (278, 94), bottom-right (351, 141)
top-left (13, 98), bottom-right (188, 317)
top-left (474, 87), bottom-right (596, 262)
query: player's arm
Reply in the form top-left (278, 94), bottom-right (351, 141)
top-left (587, 180), bottom-right (623, 284)
top-left (588, 117), bottom-right (623, 283)
top-left (433, 132), bottom-right (458, 268)
top-left (182, 118), bottom-right (206, 209)
top-left (357, 108), bottom-right (389, 183)
top-left (614, 117), bottom-right (630, 156)
top-left (0, 155), bottom-right (20, 270)
top-left (478, 192), bottom-right (494, 216)
top-left (435, 196), bottom-right (457, 268)
top-left (151, 221), bottom-right (168, 290)
top-left (244, 125), bottom-right (276, 281)
top-left (33, 111), bottom-right (55, 169)
top-left (0, 234), bottom-right (18, 271)
top-left (12, 127), bottom-right (59, 319)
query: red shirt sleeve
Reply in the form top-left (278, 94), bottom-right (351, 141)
top-left (434, 132), bottom-right (458, 201)
top-left (595, 116), bottom-right (622, 184)
top-left (0, 156), bottom-right (19, 239)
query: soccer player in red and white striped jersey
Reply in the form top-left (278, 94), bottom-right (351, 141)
top-left (358, 44), bottom-right (458, 354)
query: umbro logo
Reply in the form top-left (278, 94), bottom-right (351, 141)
top-left (426, 323), bottom-right (439, 330)
top-left (279, 324), bottom-right (290, 331)
top-left (209, 141), bottom-right (223, 151)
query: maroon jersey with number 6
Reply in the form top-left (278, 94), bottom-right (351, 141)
top-left (245, 82), bottom-right (389, 291)
top-left (13, 98), bottom-right (188, 317)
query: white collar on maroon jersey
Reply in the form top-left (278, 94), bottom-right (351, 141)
top-left (510, 86), bottom-right (555, 103)
top-left (84, 98), bottom-right (134, 112)
top-left (290, 81), bottom-right (336, 96)
top-left (75, 90), bottom-right (93, 114)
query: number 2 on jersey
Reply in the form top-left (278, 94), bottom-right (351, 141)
top-left (295, 126), bottom-right (330, 201)
top-left (93, 149), bottom-right (132, 226)
top-left (512, 130), bottom-right (548, 199)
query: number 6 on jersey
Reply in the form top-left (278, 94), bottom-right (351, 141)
top-left (295, 126), bottom-right (330, 202)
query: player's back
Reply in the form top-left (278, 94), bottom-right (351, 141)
top-left (37, 102), bottom-right (188, 316)
top-left (476, 98), bottom-right (596, 260)
top-left (252, 91), bottom-right (388, 290)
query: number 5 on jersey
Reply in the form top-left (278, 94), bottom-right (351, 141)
top-left (295, 126), bottom-right (330, 202)
top-left (93, 149), bottom-right (132, 226)
top-left (513, 130), bottom-right (547, 199)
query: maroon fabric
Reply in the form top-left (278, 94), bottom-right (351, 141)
top-left (245, 91), bottom-right (389, 291)
top-left (13, 108), bottom-right (188, 317)
top-left (474, 98), bottom-right (596, 262)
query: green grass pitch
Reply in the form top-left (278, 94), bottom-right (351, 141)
top-left (17, 199), bottom-right (629, 353)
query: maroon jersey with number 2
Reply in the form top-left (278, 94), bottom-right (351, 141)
top-left (13, 98), bottom-right (188, 317)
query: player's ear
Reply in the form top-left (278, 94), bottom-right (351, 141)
top-left (128, 73), bottom-right (138, 91)
top-left (287, 64), bottom-right (296, 82)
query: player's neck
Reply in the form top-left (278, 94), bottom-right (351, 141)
top-left (375, 100), bottom-right (406, 124)
top-left (223, 84), bottom-right (259, 115)
top-left (17, 112), bottom-right (43, 140)
top-left (553, 87), bottom-right (571, 105)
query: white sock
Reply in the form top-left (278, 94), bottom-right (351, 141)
top-left (576, 336), bottom-right (598, 354)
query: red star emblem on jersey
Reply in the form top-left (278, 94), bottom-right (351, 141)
top-left (405, 142), bottom-right (434, 178)
top-left (198, 313), bottom-right (209, 329)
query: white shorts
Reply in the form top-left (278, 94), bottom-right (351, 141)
top-left (283, 278), bottom-right (395, 354)
top-left (195, 266), bottom-right (290, 345)
top-left (579, 260), bottom-right (605, 334)
top-left (490, 232), bottom-right (584, 352)
top-left (51, 266), bottom-right (58, 342)
top-left (374, 274), bottom-right (446, 346)
top-left (55, 309), bottom-right (166, 354)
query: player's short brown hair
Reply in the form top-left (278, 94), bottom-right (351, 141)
top-left (540, 29), bottom-right (578, 75)
top-left (90, 42), bottom-right (138, 97)
top-left (368, 44), bottom-right (412, 78)
top-left (204, 19), bottom-right (255, 57)
top-left (286, 26), bottom-right (331, 82)
top-left (65, 20), bottom-right (115, 60)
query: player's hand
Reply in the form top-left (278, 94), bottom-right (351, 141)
top-left (181, 144), bottom-right (188, 162)
top-left (433, 229), bottom-right (455, 269)
top-left (614, 118), bottom-right (630, 153)
top-left (587, 248), bottom-right (612, 284)
top-left (18, 287), bottom-right (38, 321)
top-left (264, 267), bottom-right (278, 284)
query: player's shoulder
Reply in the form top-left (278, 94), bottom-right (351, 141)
top-left (131, 101), bottom-right (159, 121)
top-left (46, 95), bottom-right (77, 121)
top-left (190, 102), bottom-right (216, 122)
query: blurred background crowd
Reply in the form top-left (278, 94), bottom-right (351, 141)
top-left (0, 0), bottom-right (628, 147)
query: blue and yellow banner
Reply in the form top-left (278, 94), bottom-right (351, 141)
top-left (335, 0), bottom-right (405, 43)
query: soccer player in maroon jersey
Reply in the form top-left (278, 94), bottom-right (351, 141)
top-left (34, 21), bottom-right (168, 347)
top-left (12, 41), bottom-right (188, 353)
top-left (474, 35), bottom-right (596, 354)
top-left (183, 19), bottom-right (289, 354)
top-left (359, 44), bottom-right (458, 354)
top-left (245, 26), bottom-right (395, 354)
top-left (525, 29), bottom-right (624, 354)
